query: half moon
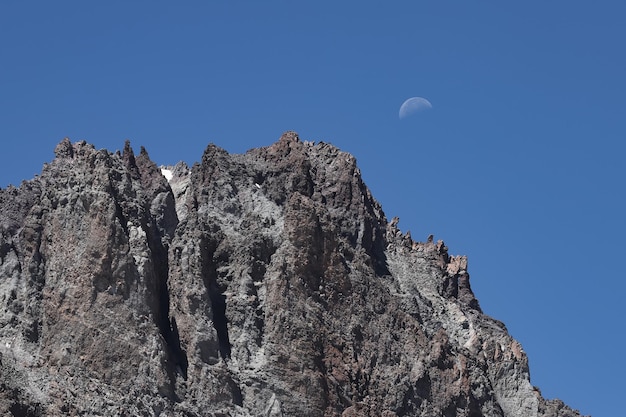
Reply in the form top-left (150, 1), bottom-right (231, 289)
top-left (399, 97), bottom-right (432, 119)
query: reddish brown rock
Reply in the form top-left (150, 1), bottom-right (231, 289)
top-left (0, 133), bottom-right (586, 416)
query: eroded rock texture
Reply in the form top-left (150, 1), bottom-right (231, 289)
top-left (0, 133), bottom-right (585, 416)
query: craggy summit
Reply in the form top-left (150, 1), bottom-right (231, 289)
top-left (0, 132), bottom-right (585, 416)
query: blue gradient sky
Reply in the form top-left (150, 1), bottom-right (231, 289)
top-left (2, 2), bottom-right (624, 415)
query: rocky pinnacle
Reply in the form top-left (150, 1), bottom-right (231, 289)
top-left (0, 133), bottom-right (586, 416)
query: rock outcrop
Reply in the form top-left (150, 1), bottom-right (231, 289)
top-left (0, 132), bottom-right (585, 416)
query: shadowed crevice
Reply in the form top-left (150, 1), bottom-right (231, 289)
top-left (144, 219), bottom-right (188, 384)
top-left (201, 236), bottom-right (232, 360)
top-left (208, 281), bottom-right (231, 359)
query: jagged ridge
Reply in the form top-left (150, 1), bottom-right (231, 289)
top-left (0, 132), bottom-right (585, 416)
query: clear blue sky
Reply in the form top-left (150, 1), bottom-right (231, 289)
top-left (1, 2), bottom-right (624, 415)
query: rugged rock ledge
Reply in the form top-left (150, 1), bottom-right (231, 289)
top-left (0, 132), bottom-right (585, 416)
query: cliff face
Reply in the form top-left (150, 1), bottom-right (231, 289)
top-left (0, 132), bottom-right (584, 416)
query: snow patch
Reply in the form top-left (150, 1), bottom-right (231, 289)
top-left (160, 167), bottom-right (173, 182)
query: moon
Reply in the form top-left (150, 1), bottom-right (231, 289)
top-left (399, 97), bottom-right (432, 119)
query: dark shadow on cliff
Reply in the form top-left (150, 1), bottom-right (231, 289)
top-left (144, 219), bottom-right (189, 385)
top-left (201, 235), bottom-right (232, 360)
top-left (208, 280), bottom-right (231, 359)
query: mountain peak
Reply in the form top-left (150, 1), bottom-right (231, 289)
top-left (0, 135), bottom-right (586, 416)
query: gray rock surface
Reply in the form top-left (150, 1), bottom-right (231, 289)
top-left (0, 132), bottom-right (586, 416)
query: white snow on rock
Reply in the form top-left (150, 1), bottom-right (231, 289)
top-left (160, 167), bottom-right (173, 182)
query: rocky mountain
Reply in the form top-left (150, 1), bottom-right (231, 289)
top-left (0, 132), bottom-right (585, 416)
